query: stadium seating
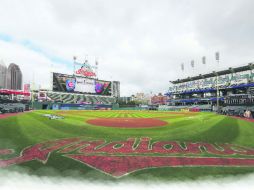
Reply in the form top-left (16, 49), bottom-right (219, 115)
top-left (76, 95), bottom-right (84, 103)
top-left (64, 94), bottom-right (75, 104)
top-left (45, 92), bottom-right (116, 105)
top-left (221, 105), bottom-right (254, 117)
top-left (0, 103), bottom-right (26, 113)
top-left (47, 92), bottom-right (61, 102)
top-left (158, 104), bottom-right (212, 112)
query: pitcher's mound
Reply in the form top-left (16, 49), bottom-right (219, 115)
top-left (86, 118), bottom-right (167, 128)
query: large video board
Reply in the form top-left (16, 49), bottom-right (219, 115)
top-left (52, 73), bottom-right (111, 95)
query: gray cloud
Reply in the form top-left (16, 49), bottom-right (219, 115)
top-left (0, 0), bottom-right (253, 95)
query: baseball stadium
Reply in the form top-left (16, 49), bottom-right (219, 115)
top-left (0, 60), bottom-right (254, 181)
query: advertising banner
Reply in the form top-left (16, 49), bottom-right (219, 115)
top-left (230, 71), bottom-right (250, 84)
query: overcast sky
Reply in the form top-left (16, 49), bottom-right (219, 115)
top-left (0, 0), bottom-right (254, 96)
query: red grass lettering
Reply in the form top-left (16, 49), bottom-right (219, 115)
top-left (152, 141), bottom-right (184, 154)
top-left (78, 140), bottom-right (106, 153)
top-left (93, 138), bottom-right (136, 154)
top-left (1, 137), bottom-right (254, 172)
top-left (227, 144), bottom-right (254, 156)
top-left (0, 138), bottom-right (78, 167)
top-left (134, 138), bottom-right (151, 153)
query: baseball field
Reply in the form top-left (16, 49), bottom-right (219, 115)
top-left (0, 110), bottom-right (254, 181)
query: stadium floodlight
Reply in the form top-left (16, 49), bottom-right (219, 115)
top-left (181, 63), bottom-right (184, 71)
top-left (191, 60), bottom-right (194, 68)
top-left (215, 52), bottom-right (220, 61)
top-left (202, 56), bottom-right (206, 65)
top-left (73, 56), bottom-right (77, 76)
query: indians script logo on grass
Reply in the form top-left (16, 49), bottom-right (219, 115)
top-left (1, 138), bottom-right (254, 177)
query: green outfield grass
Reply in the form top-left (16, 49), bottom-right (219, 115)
top-left (0, 110), bottom-right (254, 181)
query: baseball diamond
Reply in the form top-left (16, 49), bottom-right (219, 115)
top-left (0, 110), bottom-right (254, 180)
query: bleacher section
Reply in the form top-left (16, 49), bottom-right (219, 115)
top-left (46, 92), bottom-right (116, 105)
top-left (221, 105), bottom-right (254, 117)
top-left (0, 103), bottom-right (26, 113)
top-left (221, 94), bottom-right (254, 116)
top-left (47, 92), bottom-right (61, 102)
top-left (167, 64), bottom-right (254, 114)
top-left (0, 95), bottom-right (29, 113)
top-left (159, 104), bottom-right (212, 112)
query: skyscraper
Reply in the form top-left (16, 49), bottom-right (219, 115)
top-left (7, 63), bottom-right (22, 90)
top-left (112, 81), bottom-right (120, 98)
top-left (0, 60), bottom-right (7, 89)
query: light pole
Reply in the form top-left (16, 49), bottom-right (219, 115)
top-left (73, 56), bottom-right (77, 76)
top-left (215, 52), bottom-right (220, 112)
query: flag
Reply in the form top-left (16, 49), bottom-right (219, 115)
top-left (181, 63), bottom-right (184, 71)
top-left (191, 60), bottom-right (194, 68)
top-left (202, 56), bottom-right (206, 64)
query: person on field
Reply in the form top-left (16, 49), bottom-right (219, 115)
top-left (244, 110), bottom-right (252, 119)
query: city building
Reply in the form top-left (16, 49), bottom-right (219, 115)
top-left (7, 63), bottom-right (22, 90)
top-left (112, 81), bottom-right (120, 98)
top-left (0, 60), bottom-right (7, 89)
top-left (131, 92), bottom-right (151, 105)
top-left (118, 96), bottom-right (132, 104)
top-left (151, 93), bottom-right (168, 105)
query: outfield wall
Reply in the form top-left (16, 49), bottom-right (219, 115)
top-left (113, 107), bottom-right (147, 110)
top-left (31, 102), bottom-right (112, 110)
top-left (57, 103), bottom-right (112, 110)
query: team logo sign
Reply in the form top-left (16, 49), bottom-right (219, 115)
top-left (1, 137), bottom-right (254, 178)
top-left (66, 79), bottom-right (76, 91)
top-left (75, 66), bottom-right (96, 78)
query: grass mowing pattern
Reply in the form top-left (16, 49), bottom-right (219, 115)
top-left (0, 110), bottom-right (254, 181)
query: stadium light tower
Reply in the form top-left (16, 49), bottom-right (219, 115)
top-left (73, 56), bottom-right (77, 76)
top-left (215, 52), bottom-right (220, 112)
top-left (95, 57), bottom-right (99, 79)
